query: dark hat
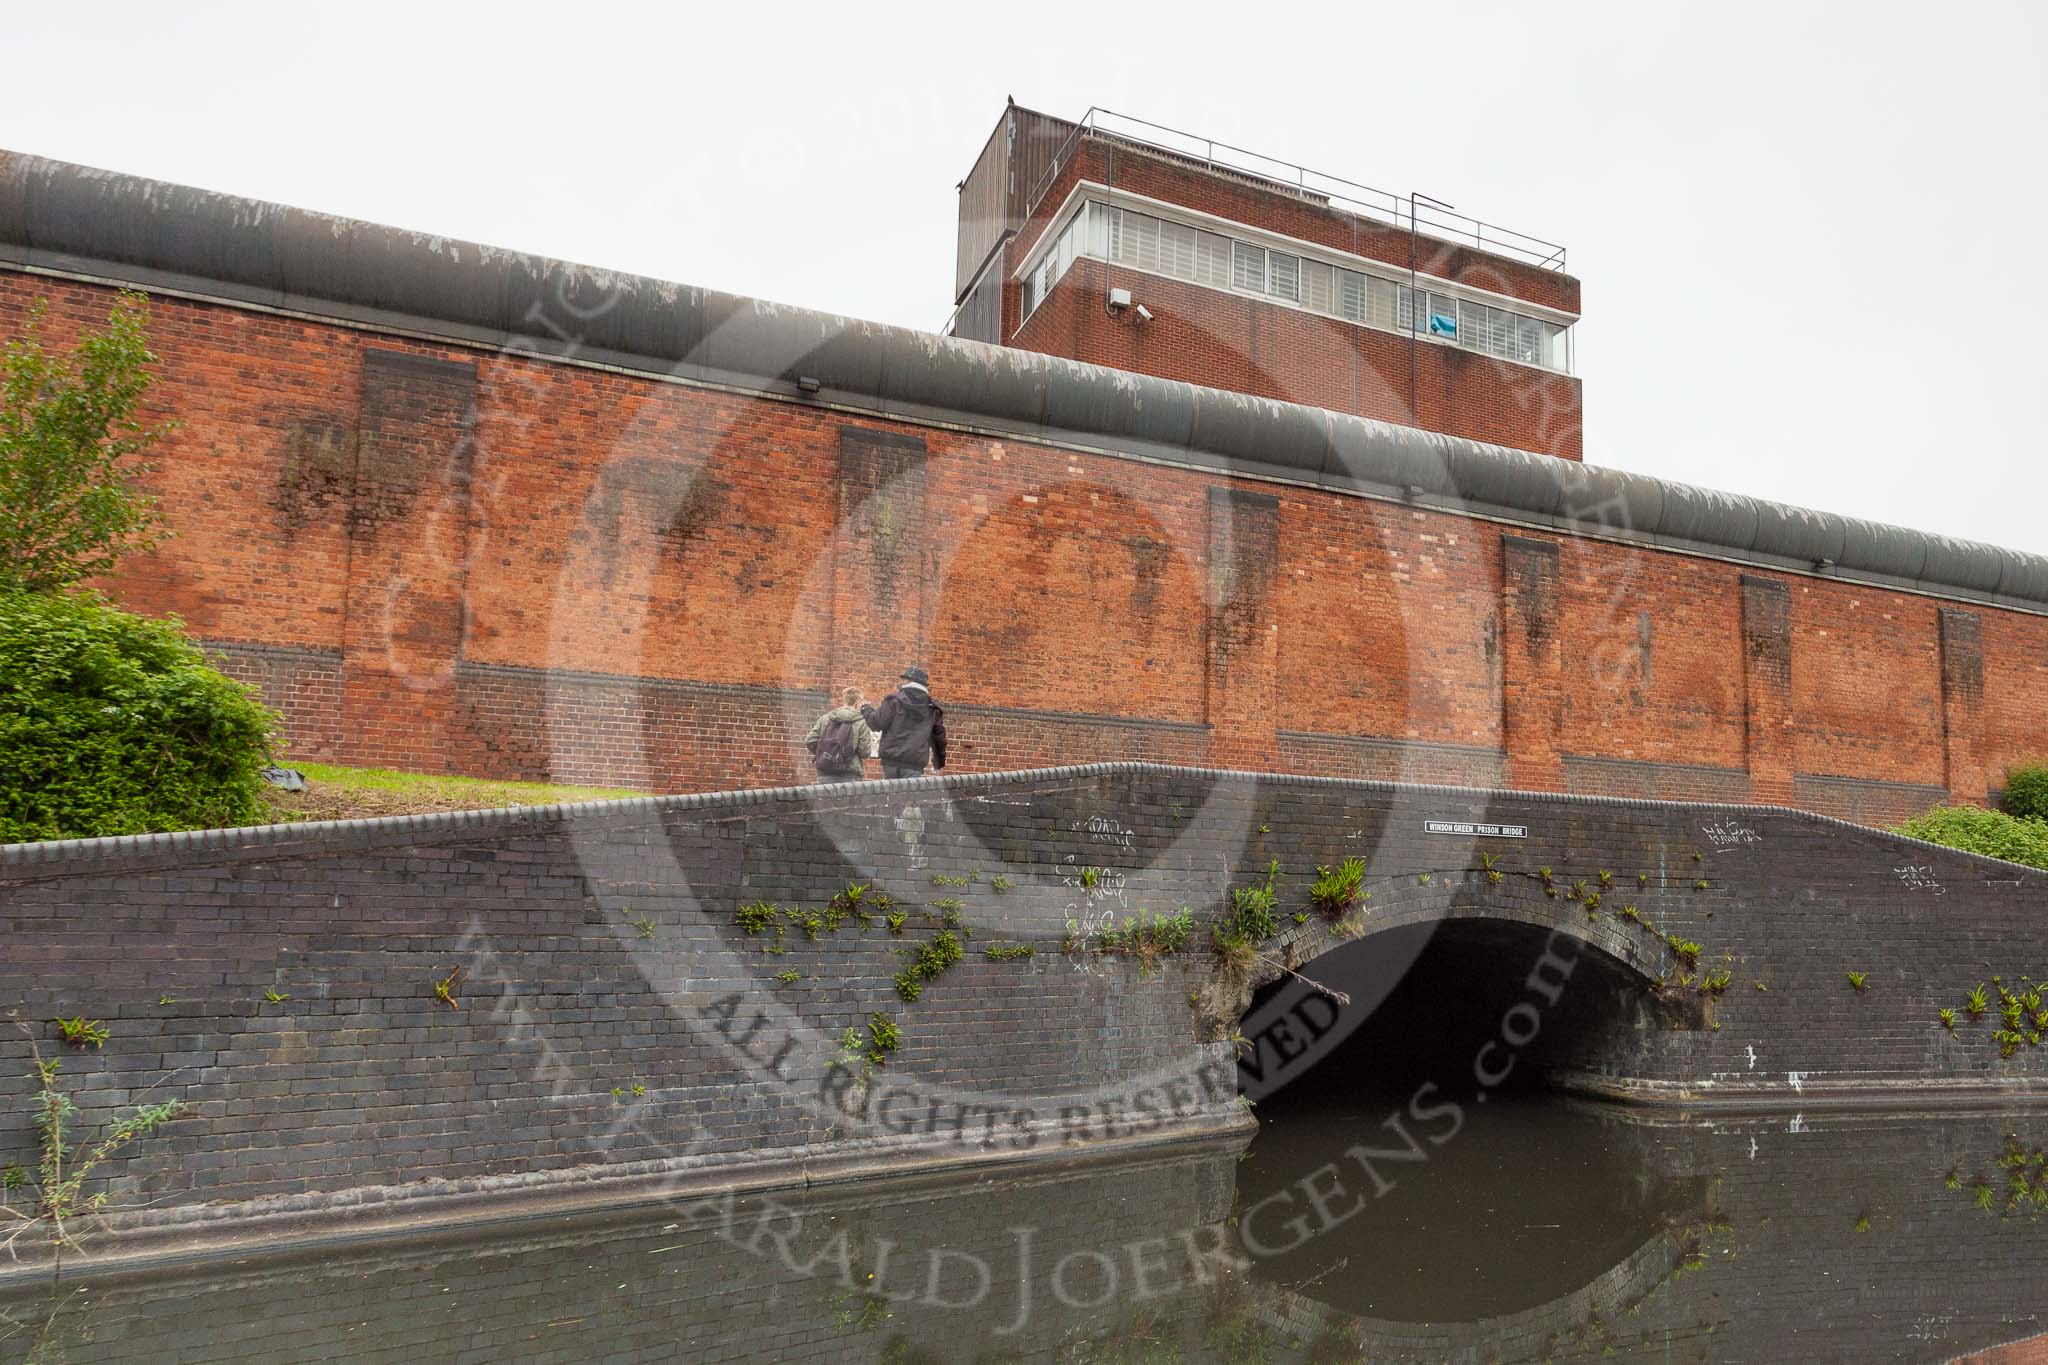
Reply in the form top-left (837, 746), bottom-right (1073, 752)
top-left (900, 665), bottom-right (930, 687)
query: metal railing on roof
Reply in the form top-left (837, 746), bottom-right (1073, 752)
top-left (1024, 107), bottom-right (1569, 274)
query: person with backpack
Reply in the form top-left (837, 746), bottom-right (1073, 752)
top-left (861, 666), bottom-right (947, 780)
top-left (805, 687), bottom-right (877, 784)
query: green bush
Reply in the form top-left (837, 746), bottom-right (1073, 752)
top-left (0, 591), bottom-right (276, 841)
top-left (1894, 805), bottom-right (2048, 873)
top-left (2000, 763), bottom-right (2048, 822)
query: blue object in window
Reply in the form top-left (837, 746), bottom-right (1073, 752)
top-left (1429, 310), bottom-right (1458, 338)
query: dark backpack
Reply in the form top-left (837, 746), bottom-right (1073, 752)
top-left (814, 716), bottom-right (859, 773)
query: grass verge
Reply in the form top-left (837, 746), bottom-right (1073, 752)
top-left (259, 762), bottom-right (643, 824)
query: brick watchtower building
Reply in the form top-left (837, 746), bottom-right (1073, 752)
top-left (949, 103), bottom-right (1583, 460)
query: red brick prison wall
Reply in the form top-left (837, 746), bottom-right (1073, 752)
top-left (1, 269), bottom-right (2038, 820)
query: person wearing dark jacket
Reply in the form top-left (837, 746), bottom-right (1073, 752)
top-left (862, 666), bottom-right (946, 780)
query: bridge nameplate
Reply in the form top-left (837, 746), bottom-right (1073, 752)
top-left (1423, 819), bottom-right (1528, 838)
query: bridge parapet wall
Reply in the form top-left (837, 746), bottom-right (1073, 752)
top-left (1, 764), bottom-right (2045, 1245)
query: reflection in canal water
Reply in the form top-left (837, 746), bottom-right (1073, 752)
top-left (7, 1097), bottom-right (2048, 1360)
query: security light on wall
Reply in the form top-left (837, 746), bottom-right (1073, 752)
top-left (1134, 304), bottom-right (1153, 323)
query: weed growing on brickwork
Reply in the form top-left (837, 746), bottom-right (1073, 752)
top-left (53, 1019), bottom-right (107, 1050)
top-left (1211, 932), bottom-right (1257, 977)
top-left (930, 873), bottom-right (973, 887)
top-left (877, 1335), bottom-right (939, 1365)
top-left (774, 970), bottom-right (801, 985)
top-left (1418, 872), bottom-right (1433, 887)
top-left (1539, 867), bottom-right (1554, 883)
top-left (829, 1285), bottom-right (892, 1332)
top-left (261, 988), bottom-right (288, 1005)
top-left (1203, 1281), bottom-right (1278, 1363)
top-left (736, 901), bottom-right (779, 935)
top-left (1847, 972), bottom-right (1868, 991)
top-left (3, 1018), bottom-right (184, 1259)
top-left (1332, 913), bottom-right (1367, 941)
top-left (1620, 905), bottom-right (1641, 924)
top-left (989, 874), bottom-right (1015, 892)
top-left (1694, 879), bottom-right (1710, 891)
top-left (1292, 912), bottom-right (1309, 925)
top-left (432, 965), bottom-right (463, 1011)
top-left (1638, 872), bottom-right (1650, 887)
top-left (865, 1013), bottom-right (901, 1065)
top-left (1583, 891), bottom-right (1602, 912)
top-left (1078, 866), bottom-right (1103, 889)
top-left (1968, 984), bottom-right (1991, 1016)
top-left (1095, 909), bottom-right (1194, 972)
top-left (983, 944), bottom-right (1034, 961)
top-left (893, 930), bottom-right (963, 1003)
top-left (824, 886), bottom-right (885, 933)
top-left (1598, 869), bottom-right (1613, 886)
top-left (1940, 1008), bottom-right (1957, 1030)
top-left (1308, 858), bottom-right (1365, 919)
top-left (930, 897), bottom-right (964, 915)
top-left (630, 914), bottom-right (656, 939)
top-left (1305, 1321), bottom-right (1367, 1365)
top-left (1701, 962), bottom-right (1733, 996)
top-left (885, 910), bottom-right (906, 935)
top-left (156, 995), bottom-right (174, 1006)
top-left (1219, 861), bottom-right (1282, 947)
top-left (1670, 939), bottom-right (1702, 967)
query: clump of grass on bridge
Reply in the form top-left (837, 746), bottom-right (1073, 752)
top-left (261, 762), bottom-right (642, 824)
top-left (1895, 805), bottom-right (2048, 873)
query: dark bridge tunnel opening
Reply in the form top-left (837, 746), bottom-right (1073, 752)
top-left (1240, 918), bottom-right (1650, 1107)
top-left (1230, 918), bottom-right (1700, 1323)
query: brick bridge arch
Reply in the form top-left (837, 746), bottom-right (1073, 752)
top-left (1234, 868), bottom-right (1698, 1102)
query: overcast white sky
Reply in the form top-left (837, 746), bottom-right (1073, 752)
top-left (6, 2), bottom-right (2044, 553)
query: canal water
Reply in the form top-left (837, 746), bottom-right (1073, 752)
top-left (6, 1077), bottom-right (2048, 1362)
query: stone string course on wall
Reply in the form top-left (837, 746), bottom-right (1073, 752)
top-left (4, 764), bottom-right (2047, 1248)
